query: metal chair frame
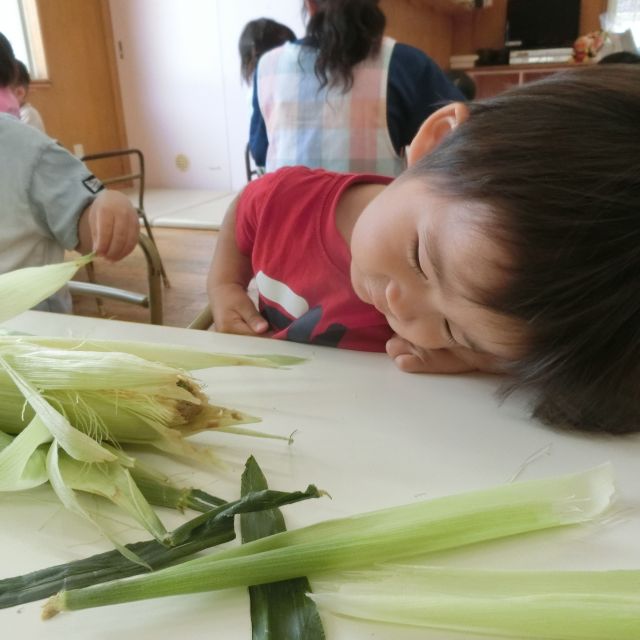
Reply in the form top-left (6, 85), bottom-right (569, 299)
top-left (69, 233), bottom-right (164, 325)
top-left (81, 148), bottom-right (170, 287)
top-left (187, 305), bottom-right (213, 330)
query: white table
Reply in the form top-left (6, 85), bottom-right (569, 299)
top-left (127, 188), bottom-right (235, 230)
top-left (1, 311), bottom-right (639, 640)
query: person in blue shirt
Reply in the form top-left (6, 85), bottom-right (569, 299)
top-left (249, 0), bottom-right (463, 176)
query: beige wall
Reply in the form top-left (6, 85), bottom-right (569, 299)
top-left (381, 0), bottom-right (455, 68)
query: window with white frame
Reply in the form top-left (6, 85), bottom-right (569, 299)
top-left (607, 0), bottom-right (640, 48)
top-left (0, 0), bottom-right (48, 79)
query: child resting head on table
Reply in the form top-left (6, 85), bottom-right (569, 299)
top-left (207, 65), bottom-right (640, 435)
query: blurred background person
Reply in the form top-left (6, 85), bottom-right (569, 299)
top-left (0, 32), bottom-right (19, 117)
top-left (239, 18), bottom-right (296, 86)
top-left (250, 0), bottom-right (463, 176)
top-left (12, 59), bottom-right (46, 132)
top-left (445, 69), bottom-right (476, 101)
top-left (239, 18), bottom-right (296, 179)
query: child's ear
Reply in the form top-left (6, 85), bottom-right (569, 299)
top-left (407, 102), bottom-right (470, 167)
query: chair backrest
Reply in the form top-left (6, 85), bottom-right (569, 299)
top-left (81, 148), bottom-right (146, 211)
top-left (80, 147), bottom-right (170, 289)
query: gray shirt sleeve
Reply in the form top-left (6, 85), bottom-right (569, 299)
top-left (29, 142), bottom-right (102, 250)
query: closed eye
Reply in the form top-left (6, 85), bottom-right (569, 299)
top-left (443, 318), bottom-right (458, 346)
top-left (409, 237), bottom-right (427, 279)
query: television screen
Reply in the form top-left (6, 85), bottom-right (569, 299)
top-left (506, 0), bottom-right (581, 50)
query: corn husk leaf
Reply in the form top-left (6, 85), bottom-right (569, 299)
top-left (0, 255), bottom-right (92, 323)
top-left (240, 455), bottom-right (326, 640)
top-left (0, 418), bottom-right (50, 490)
top-left (2, 476), bottom-right (324, 609)
top-left (310, 565), bottom-right (640, 640)
top-left (57, 450), bottom-right (168, 544)
top-left (46, 441), bottom-right (149, 567)
top-left (43, 464), bottom-right (615, 616)
top-left (0, 332), bottom-right (306, 370)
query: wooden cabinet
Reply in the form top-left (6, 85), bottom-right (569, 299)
top-left (466, 63), bottom-right (574, 98)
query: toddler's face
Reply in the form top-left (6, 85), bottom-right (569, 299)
top-left (350, 176), bottom-right (526, 371)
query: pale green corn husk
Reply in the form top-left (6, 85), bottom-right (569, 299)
top-left (0, 430), bottom-right (223, 550)
top-left (310, 565), bottom-right (640, 640)
top-left (0, 344), bottom-right (259, 460)
top-left (0, 255), bottom-right (92, 323)
top-left (0, 419), bottom-right (50, 490)
top-left (0, 332), bottom-right (306, 370)
top-left (42, 464), bottom-right (615, 617)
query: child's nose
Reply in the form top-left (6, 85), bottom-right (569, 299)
top-left (385, 279), bottom-right (418, 322)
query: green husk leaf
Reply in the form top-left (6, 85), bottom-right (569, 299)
top-left (43, 464), bottom-right (614, 616)
top-left (0, 419), bottom-right (51, 490)
top-left (240, 456), bottom-right (326, 640)
top-left (45, 441), bottom-right (148, 568)
top-left (0, 255), bottom-right (92, 323)
top-left (0, 332), bottom-right (305, 370)
top-left (57, 451), bottom-right (168, 545)
top-left (1, 483), bottom-right (322, 610)
top-left (124, 456), bottom-right (226, 512)
top-left (310, 566), bottom-right (640, 640)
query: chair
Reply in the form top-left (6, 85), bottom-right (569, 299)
top-left (187, 305), bottom-right (213, 330)
top-left (244, 143), bottom-right (264, 182)
top-left (69, 233), bottom-right (164, 324)
top-left (81, 148), bottom-right (170, 287)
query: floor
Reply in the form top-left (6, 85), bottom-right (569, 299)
top-left (69, 226), bottom-right (218, 328)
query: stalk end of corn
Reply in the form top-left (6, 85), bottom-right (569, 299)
top-left (41, 594), bottom-right (63, 620)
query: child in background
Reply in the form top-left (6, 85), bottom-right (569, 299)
top-left (239, 18), bottom-right (295, 86)
top-left (208, 65), bottom-right (640, 435)
top-left (0, 112), bottom-right (140, 313)
top-left (0, 32), bottom-right (19, 117)
top-left (12, 60), bottom-right (46, 132)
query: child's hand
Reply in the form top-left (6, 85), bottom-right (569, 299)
top-left (77, 190), bottom-right (139, 261)
top-left (386, 334), bottom-right (496, 374)
top-left (210, 283), bottom-right (269, 336)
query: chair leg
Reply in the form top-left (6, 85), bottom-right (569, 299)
top-left (137, 233), bottom-right (164, 325)
top-left (84, 262), bottom-right (107, 317)
top-left (138, 208), bottom-right (171, 288)
top-left (187, 305), bottom-right (213, 330)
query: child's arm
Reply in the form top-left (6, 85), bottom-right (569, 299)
top-left (76, 190), bottom-right (139, 261)
top-left (207, 196), bottom-right (269, 336)
top-left (386, 335), bottom-right (500, 374)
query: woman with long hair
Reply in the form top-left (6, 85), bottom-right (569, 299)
top-left (249, 0), bottom-right (462, 176)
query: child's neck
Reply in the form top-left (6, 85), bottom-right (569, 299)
top-left (335, 182), bottom-right (386, 246)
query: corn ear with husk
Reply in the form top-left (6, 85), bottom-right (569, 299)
top-left (0, 256), bottom-right (304, 553)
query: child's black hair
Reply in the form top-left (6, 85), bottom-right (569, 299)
top-left (239, 18), bottom-right (296, 85)
top-left (412, 65), bottom-right (640, 434)
top-left (0, 32), bottom-right (17, 87)
top-left (305, 0), bottom-right (385, 92)
top-left (14, 59), bottom-right (30, 87)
